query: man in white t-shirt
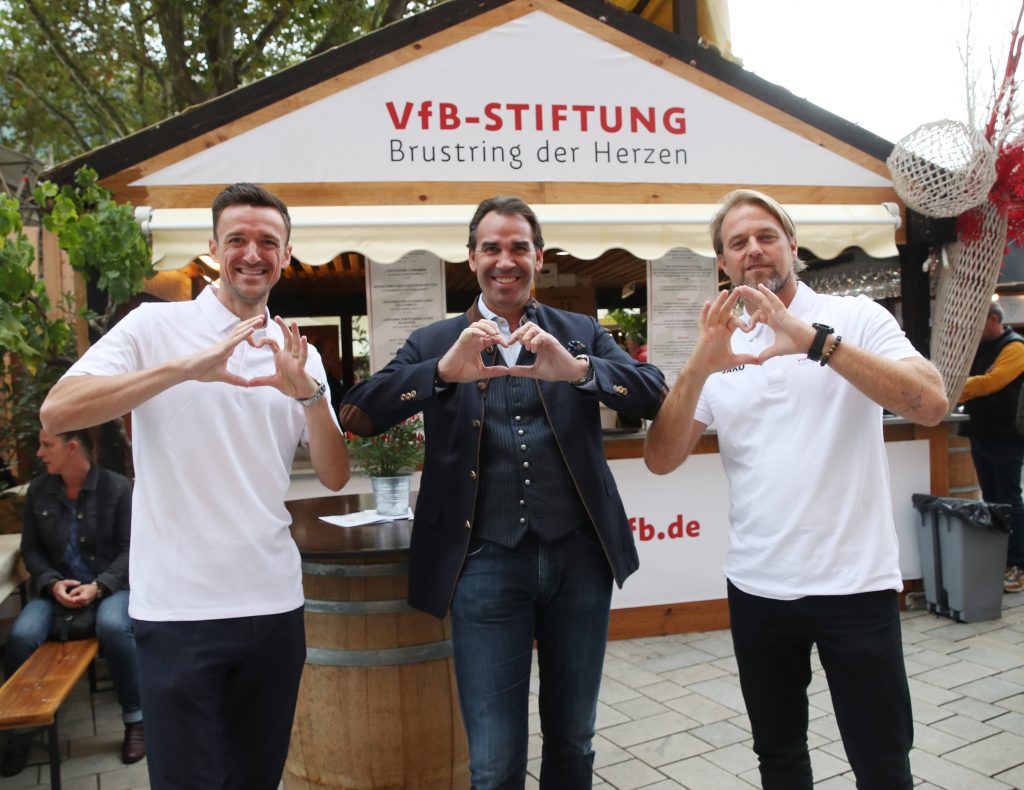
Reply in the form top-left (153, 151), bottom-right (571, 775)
top-left (40, 183), bottom-right (350, 789)
top-left (644, 189), bottom-right (948, 789)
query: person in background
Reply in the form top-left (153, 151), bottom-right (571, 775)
top-left (341, 196), bottom-right (666, 789)
top-left (625, 332), bottom-right (648, 363)
top-left (958, 300), bottom-right (1024, 592)
top-left (644, 188), bottom-right (948, 789)
top-left (39, 182), bottom-right (350, 789)
top-left (1, 428), bottom-right (142, 777)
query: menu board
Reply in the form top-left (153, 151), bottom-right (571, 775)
top-left (646, 248), bottom-right (719, 375)
top-left (367, 251), bottom-right (447, 373)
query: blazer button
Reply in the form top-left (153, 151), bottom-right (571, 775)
top-left (471, 419), bottom-right (482, 429)
top-left (477, 381), bottom-right (488, 391)
top-left (469, 471), bottom-right (477, 480)
top-left (464, 520), bottom-right (471, 529)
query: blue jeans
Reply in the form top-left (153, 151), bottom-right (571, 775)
top-left (970, 437), bottom-right (1024, 567)
top-left (728, 582), bottom-right (913, 790)
top-left (451, 530), bottom-right (613, 790)
top-left (5, 591), bottom-right (142, 717)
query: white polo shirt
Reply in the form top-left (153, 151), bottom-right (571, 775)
top-left (65, 286), bottom-right (334, 621)
top-left (695, 282), bottom-right (921, 600)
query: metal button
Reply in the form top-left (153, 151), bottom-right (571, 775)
top-left (472, 419), bottom-right (482, 429)
top-left (520, 517), bottom-right (526, 524)
top-left (523, 461), bottom-right (529, 468)
top-left (477, 381), bottom-right (488, 391)
top-left (470, 471), bottom-right (477, 480)
top-left (514, 415), bottom-right (522, 421)
top-left (524, 479), bottom-right (531, 486)
top-left (464, 520), bottom-right (471, 529)
top-left (517, 429), bottom-right (524, 436)
top-left (520, 444), bottom-right (527, 451)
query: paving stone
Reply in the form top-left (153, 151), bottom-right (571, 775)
top-left (663, 692), bottom-right (736, 724)
top-left (613, 695), bottom-right (672, 720)
top-left (597, 699), bottom-right (632, 728)
top-left (637, 680), bottom-right (690, 702)
top-left (596, 758), bottom-right (666, 789)
top-left (622, 729), bottom-right (712, 766)
top-left (943, 731), bottom-right (1024, 776)
top-left (942, 695), bottom-right (1012, 722)
top-left (987, 710), bottom-right (1024, 736)
top-left (600, 676), bottom-right (643, 705)
top-left (632, 781), bottom-right (685, 790)
top-left (685, 678), bottom-right (746, 715)
top-left (914, 660), bottom-right (996, 690)
top-left (689, 720), bottom-right (748, 749)
top-left (659, 662), bottom-right (728, 687)
top-left (908, 676), bottom-right (963, 706)
top-left (660, 755), bottom-right (759, 789)
top-left (932, 713), bottom-right (1002, 743)
top-left (637, 646), bottom-right (719, 674)
top-left (952, 675), bottom-right (1024, 703)
top-left (809, 748), bottom-right (850, 782)
top-left (600, 711), bottom-right (696, 749)
top-left (698, 741), bottom-right (758, 775)
top-left (911, 722), bottom-right (969, 755)
top-left (910, 748), bottom-right (1017, 789)
top-left (97, 761), bottom-right (151, 790)
top-left (593, 733), bottom-right (632, 769)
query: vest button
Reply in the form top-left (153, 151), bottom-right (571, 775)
top-left (524, 479), bottom-right (532, 486)
top-left (523, 461), bottom-right (529, 468)
top-left (477, 381), bottom-right (488, 391)
top-left (472, 419), bottom-right (482, 429)
top-left (469, 471), bottom-right (477, 480)
top-left (464, 520), bottom-right (471, 529)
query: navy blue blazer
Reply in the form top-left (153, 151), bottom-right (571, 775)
top-left (341, 298), bottom-right (666, 618)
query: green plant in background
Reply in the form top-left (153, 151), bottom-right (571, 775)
top-left (0, 196), bottom-right (77, 487)
top-left (606, 308), bottom-right (647, 342)
top-left (345, 416), bottom-right (425, 477)
top-left (33, 167), bottom-right (153, 335)
top-left (0, 166), bottom-right (153, 486)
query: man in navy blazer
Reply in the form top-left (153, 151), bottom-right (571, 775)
top-left (341, 196), bottom-right (665, 790)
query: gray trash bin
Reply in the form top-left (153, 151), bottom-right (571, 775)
top-left (912, 494), bottom-right (1011, 623)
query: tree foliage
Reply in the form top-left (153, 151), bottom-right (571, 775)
top-left (34, 167), bottom-right (153, 334)
top-left (0, 0), bottom-right (433, 162)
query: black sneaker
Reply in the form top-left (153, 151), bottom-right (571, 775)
top-left (0, 741), bottom-right (29, 777)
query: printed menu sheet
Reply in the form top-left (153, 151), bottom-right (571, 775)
top-left (367, 251), bottom-right (447, 373)
top-left (647, 248), bottom-right (718, 375)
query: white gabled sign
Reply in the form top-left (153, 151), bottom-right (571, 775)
top-left (134, 11), bottom-right (889, 187)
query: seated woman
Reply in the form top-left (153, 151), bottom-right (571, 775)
top-left (1, 428), bottom-right (143, 777)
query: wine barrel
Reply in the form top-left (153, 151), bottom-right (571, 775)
top-left (284, 557), bottom-right (469, 789)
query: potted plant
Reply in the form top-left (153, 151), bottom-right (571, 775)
top-left (345, 415), bottom-right (424, 516)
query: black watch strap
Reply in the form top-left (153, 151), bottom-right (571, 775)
top-left (807, 323), bottom-right (834, 362)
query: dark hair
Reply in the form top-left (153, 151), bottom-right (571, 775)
top-left (467, 196), bottom-right (544, 250)
top-left (989, 300), bottom-right (1005, 322)
top-left (59, 428), bottom-right (97, 464)
top-left (211, 183), bottom-right (291, 242)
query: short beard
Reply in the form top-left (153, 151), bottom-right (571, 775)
top-left (743, 269), bottom-right (794, 295)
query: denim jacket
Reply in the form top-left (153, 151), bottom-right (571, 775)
top-left (21, 465), bottom-right (133, 596)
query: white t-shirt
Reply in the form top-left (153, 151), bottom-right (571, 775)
top-left (65, 286), bottom-right (335, 621)
top-left (695, 282), bottom-right (921, 600)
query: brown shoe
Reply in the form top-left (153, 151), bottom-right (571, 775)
top-left (121, 721), bottom-right (145, 764)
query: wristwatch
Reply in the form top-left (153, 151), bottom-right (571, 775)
top-left (569, 355), bottom-right (594, 386)
top-left (807, 323), bottom-right (834, 362)
top-left (296, 378), bottom-right (327, 407)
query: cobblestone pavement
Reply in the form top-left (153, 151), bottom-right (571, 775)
top-left (4, 594), bottom-right (1024, 789)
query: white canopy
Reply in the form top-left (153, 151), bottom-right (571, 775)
top-left (138, 202), bottom-right (902, 269)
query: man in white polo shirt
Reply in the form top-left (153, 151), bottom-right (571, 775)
top-left (644, 189), bottom-right (948, 789)
top-left (40, 182), bottom-right (350, 789)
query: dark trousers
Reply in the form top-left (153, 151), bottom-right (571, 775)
top-left (727, 582), bottom-right (913, 790)
top-left (133, 607), bottom-right (306, 790)
top-left (451, 530), bottom-right (613, 790)
top-left (970, 437), bottom-right (1024, 567)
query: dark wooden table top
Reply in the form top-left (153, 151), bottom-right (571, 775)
top-left (287, 493), bottom-right (414, 560)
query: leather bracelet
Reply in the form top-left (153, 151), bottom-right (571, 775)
top-left (820, 335), bottom-right (842, 367)
top-left (296, 378), bottom-right (327, 407)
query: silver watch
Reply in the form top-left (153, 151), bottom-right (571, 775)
top-left (297, 378), bottom-right (327, 407)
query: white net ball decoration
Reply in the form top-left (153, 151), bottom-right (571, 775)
top-left (886, 120), bottom-right (997, 218)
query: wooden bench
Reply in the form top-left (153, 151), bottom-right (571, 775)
top-left (0, 638), bottom-right (99, 789)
